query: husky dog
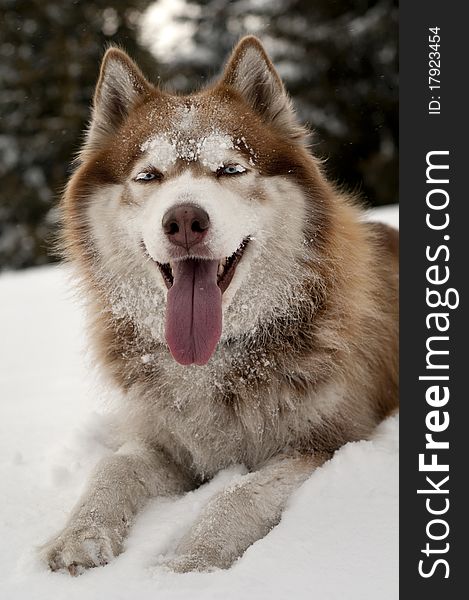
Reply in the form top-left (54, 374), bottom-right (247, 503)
top-left (41, 36), bottom-right (398, 575)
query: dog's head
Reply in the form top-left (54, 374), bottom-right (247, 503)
top-left (66, 37), bottom-right (330, 366)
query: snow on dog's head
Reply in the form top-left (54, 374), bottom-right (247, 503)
top-left (62, 37), bottom-right (331, 366)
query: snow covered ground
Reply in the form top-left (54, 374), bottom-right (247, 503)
top-left (0, 206), bottom-right (398, 600)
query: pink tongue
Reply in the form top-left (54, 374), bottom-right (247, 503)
top-left (165, 259), bottom-right (222, 366)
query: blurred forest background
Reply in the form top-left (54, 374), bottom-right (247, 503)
top-left (0, 0), bottom-right (398, 271)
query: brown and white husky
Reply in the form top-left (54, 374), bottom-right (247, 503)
top-left (41, 36), bottom-right (398, 575)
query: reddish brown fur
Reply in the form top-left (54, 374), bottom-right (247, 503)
top-left (42, 37), bottom-right (399, 576)
top-left (60, 39), bottom-right (398, 463)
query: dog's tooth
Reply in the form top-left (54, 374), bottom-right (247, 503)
top-left (218, 262), bottom-right (224, 277)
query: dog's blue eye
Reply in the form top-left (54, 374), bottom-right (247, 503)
top-left (135, 171), bottom-right (161, 182)
top-left (218, 164), bottom-right (247, 176)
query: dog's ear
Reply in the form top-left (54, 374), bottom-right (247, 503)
top-left (84, 48), bottom-right (153, 155)
top-left (220, 36), bottom-right (306, 143)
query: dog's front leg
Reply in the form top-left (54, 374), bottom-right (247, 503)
top-left (41, 443), bottom-right (191, 575)
top-left (163, 452), bottom-right (330, 573)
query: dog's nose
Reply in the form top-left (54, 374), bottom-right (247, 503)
top-left (162, 204), bottom-right (210, 249)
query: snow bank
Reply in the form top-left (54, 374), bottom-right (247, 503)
top-left (0, 206), bottom-right (398, 600)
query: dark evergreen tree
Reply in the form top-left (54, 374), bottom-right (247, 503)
top-left (0, 0), bottom-right (155, 269)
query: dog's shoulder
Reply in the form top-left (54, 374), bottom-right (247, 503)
top-left (367, 220), bottom-right (399, 261)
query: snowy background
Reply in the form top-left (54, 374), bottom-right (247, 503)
top-left (0, 207), bottom-right (398, 599)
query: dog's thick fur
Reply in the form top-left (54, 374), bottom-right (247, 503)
top-left (41, 36), bottom-right (398, 574)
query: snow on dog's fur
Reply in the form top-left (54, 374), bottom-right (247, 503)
top-left (41, 36), bottom-right (398, 574)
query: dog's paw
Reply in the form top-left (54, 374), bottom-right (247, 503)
top-left (160, 546), bottom-right (233, 573)
top-left (40, 525), bottom-right (122, 575)
top-left (160, 553), bottom-right (214, 573)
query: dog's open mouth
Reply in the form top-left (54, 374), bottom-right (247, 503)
top-left (144, 238), bottom-right (250, 366)
top-left (155, 237), bottom-right (249, 295)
